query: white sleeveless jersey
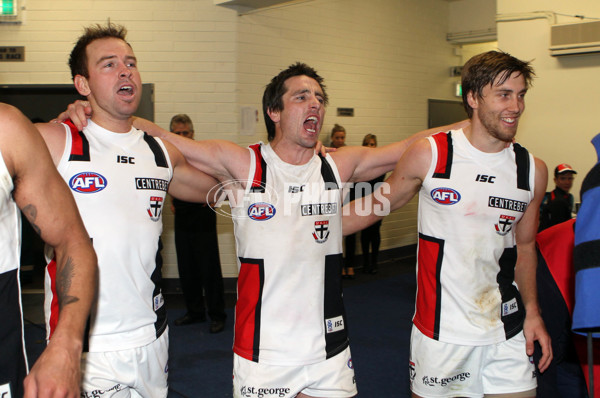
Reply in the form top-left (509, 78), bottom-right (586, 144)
top-left (44, 120), bottom-right (172, 352)
top-left (0, 147), bottom-right (28, 392)
top-left (414, 129), bottom-right (535, 345)
top-left (231, 143), bottom-right (347, 366)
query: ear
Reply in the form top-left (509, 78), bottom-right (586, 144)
top-left (466, 91), bottom-right (479, 111)
top-left (74, 75), bottom-right (91, 97)
top-left (267, 108), bottom-right (280, 124)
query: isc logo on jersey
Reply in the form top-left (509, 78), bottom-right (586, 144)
top-left (248, 202), bottom-right (276, 221)
top-left (431, 187), bottom-right (461, 205)
top-left (326, 315), bottom-right (344, 333)
top-left (69, 172), bottom-right (107, 194)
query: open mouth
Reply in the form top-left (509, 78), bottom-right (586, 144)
top-left (117, 84), bottom-right (134, 97)
top-left (304, 116), bottom-right (318, 133)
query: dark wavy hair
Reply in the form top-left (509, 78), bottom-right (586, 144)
top-left (461, 51), bottom-right (534, 118)
top-left (262, 62), bottom-right (329, 141)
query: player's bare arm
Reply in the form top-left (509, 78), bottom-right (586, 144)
top-left (342, 137), bottom-right (431, 236)
top-left (161, 140), bottom-right (222, 203)
top-left (136, 117), bottom-right (335, 181)
top-left (0, 104), bottom-right (97, 398)
top-left (514, 156), bottom-right (552, 373)
top-left (34, 122), bottom-right (72, 166)
top-left (135, 117), bottom-right (255, 185)
top-left (333, 120), bottom-right (469, 184)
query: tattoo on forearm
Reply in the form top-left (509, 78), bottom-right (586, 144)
top-left (57, 257), bottom-right (80, 309)
top-left (21, 204), bottom-right (41, 236)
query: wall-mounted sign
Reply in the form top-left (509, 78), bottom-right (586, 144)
top-left (337, 107), bottom-right (354, 117)
top-left (0, 46), bottom-right (24, 61)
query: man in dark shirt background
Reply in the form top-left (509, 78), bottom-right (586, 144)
top-left (170, 114), bottom-right (227, 334)
top-left (539, 163), bottom-right (577, 231)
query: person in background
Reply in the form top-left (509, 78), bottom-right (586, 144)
top-left (0, 103), bottom-right (97, 397)
top-left (330, 124), bottom-right (356, 279)
top-left (329, 123), bottom-right (346, 149)
top-left (170, 114), bottom-right (227, 334)
top-left (358, 134), bottom-right (385, 274)
top-left (572, 133), bottom-right (600, 397)
top-left (539, 163), bottom-right (577, 231)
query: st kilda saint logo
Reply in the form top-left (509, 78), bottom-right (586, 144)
top-left (495, 214), bottom-right (515, 236)
top-left (313, 220), bottom-right (330, 243)
top-left (147, 196), bottom-right (164, 222)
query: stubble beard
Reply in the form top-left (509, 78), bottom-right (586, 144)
top-left (480, 112), bottom-right (518, 143)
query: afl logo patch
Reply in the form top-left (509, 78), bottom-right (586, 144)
top-left (69, 172), bottom-right (107, 193)
top-left (248, 202), bottom-right (276, 221)
top-left (431, 187), bottom-right (461, 205)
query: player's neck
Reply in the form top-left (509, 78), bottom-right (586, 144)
top-left (91, 113), bottom-right (133, 134)
top-left (270, 136), bottom-right (315, 165)
top-left (463, 123), bottom-right (511, 154)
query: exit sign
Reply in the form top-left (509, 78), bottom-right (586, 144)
top-left (455, 82), bottom-right (462, 97)
top-left (1, 0), bottom-right (16, 16)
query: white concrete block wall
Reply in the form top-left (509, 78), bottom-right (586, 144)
top-left (1, 0), bottom-right (461, 280)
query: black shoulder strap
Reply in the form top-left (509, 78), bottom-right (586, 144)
top-left (513, 143), bottom-right (531, 191)
top-left (143, 133), bottom-right (169, 168)
top-left (318, 154), bottom-right (339, 190)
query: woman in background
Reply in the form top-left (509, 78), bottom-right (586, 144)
top-left (359, 134), bottom-right (385, 274)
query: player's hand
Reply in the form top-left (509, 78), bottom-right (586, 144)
top-left (315, 141), bottom-right (336, 156)
top-left (523, 312), bottom-right (553, 373)
top-left (23, 337), bottom-right (81, 398)
top-left (51, 100), bottom-right (92, 131)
